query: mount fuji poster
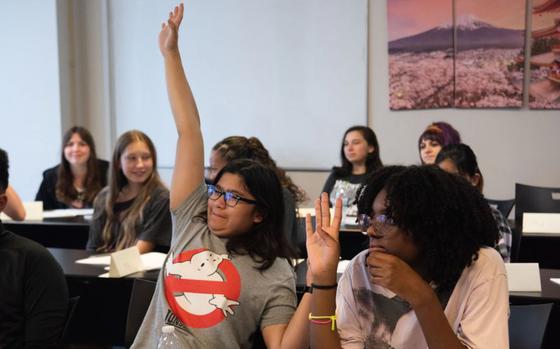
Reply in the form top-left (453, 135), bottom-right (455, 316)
top-left (455, 0), bottom-right (526, 108)
top-left (387, 0), bottom-right (526, 110)
top-left (388, 0), bottom-right (454, 110)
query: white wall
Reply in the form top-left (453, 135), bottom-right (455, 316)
top-left (0, 0), bottom-right (62, 201)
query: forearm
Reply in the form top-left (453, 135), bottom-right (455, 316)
top-left (310, 288), bottom-right (341, 349)
top-left (5, 185), bottom-right (26, 220)
top-left (163, 51), bottom-right (205, 207)
top-left (277, 293), bottom-right (312, 349)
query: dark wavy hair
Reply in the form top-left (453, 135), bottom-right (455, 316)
top-left (214, 159), bottom-right (297, 270)
top-left (0, 148), bottom-right (9, 192)
top-left (56, 126), bottom-right (104, 205)
top-left (357, 165), bottom-right (498, 292)
top-left (435, 143), bottom-right (484, 192)
top-left (212, 136), bottom-right (306, 203)
top-left (334, 126), bottom-right (383, 177)
top-left (417, 122), bottom-right (461, 154)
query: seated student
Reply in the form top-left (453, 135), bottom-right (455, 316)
top-left (132, 5), bottom-right (310, 347)
top-left (209, 136), bottom-right (306, 242)
top-left (305, 166), bottom-right (508, 348)
top-left (322, 126), bottom-right (382, 207)
top-left (436, 143), bottom-right (512, 262)
top-left (0, 148), bottom-right (69, 348)
top-left (36, 126), bottom-right (109, 210)
top-left (418, 121), bottom-right (461, 164)
top-left (86, 130), bottom-right (171, 254)
top-left (3, 185), bottom-right (26, 220)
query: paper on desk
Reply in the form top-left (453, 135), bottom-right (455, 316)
top-left (76, 252), bottom-right (167, 270)
top-left (551, 278), bottom-right (560, 286)
top-left (43, 208), bottom-right (94, 219)
top-left (522, 213), bottom-right (560, 234)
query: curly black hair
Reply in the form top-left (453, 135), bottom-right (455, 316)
top-left (357, 165), bottom-right (499, 292)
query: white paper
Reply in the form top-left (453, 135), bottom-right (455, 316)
top-left (522, 213), bottom-right (560, 234)
top-left (337, 260), bottom-right (351, 274)
top-left (505, 263), bottom-right (542, 292)
top-left (76, 251), bottom-right (167, 275)
top-left (551, 278), bottom-right (560, 286)
top-left (0, 201), bottom-right (43, 221)
top-left (43, 208), bottom-right (94, 219)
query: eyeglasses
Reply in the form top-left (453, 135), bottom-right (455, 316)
top-left (356, 213), bottom-right (395, 236)
top-left (207, 184), bottom-right (257, 208)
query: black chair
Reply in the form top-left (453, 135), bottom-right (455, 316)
top-left (515, 183), bottom-right (560, 228)
top-left (510, 226), bottom-right (522, 262)
top-left (58, 296), bottom-right (80, 346)
top-left (125, 279), bottom-right (157, 348)
top-left (509, 303), bottom-right (553, 349)
top-left (486, 198), bottom-right (515, 219)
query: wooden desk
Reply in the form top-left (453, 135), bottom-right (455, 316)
top-left (6, 217), bottom-right (89, 249)
top-left (49, 248), bottom-right (159, 346)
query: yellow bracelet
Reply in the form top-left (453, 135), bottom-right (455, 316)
top-left (308, 313), bottom-right (337, 331)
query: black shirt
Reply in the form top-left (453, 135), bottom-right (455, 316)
top-left (35, 159), bottom-right (110, 210)
top-left (0, 221), bottom-right (69, 348)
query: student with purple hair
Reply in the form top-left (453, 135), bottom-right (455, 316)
top-left (418, 122), bottom-right (461, 164)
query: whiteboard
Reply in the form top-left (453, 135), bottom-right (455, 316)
top-left (109, 0), bottom-right (367, 169)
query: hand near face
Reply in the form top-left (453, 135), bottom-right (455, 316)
top-left (159, 3), bottom-right (184, 56)
top-left (305, 193), bottom-right (342, 284)
top-left (367, 251), bottom-right (432, 307)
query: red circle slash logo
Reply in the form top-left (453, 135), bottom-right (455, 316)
top-left (164, 248), bottom-right (241, 328)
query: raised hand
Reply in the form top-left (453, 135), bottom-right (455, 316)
top-left (159, 3), bottom-right (184, 56)
top-left (305, 193), bottom-right (342, 284)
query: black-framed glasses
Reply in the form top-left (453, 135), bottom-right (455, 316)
top-left (356, 213), bottom-right (395, 236)
top-left (207, 184), bottom-right (257, 208)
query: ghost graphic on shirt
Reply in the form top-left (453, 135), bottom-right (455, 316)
top-left (166, 250), bottom-right (240, 317)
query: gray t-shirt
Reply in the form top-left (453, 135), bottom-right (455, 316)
top-left (132, 182), bottom-right (297, 348)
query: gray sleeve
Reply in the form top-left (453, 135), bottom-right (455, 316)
top-left (171, 181), bottom-right (209, 240)
top-left (137, 188), bottom-right (172, 247)
top-left (260, 273), bottom-right (297, 329)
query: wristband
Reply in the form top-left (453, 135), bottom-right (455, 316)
top-left (311, 283), bottom-right (338, 290)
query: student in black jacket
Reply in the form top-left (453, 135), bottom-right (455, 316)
top-left (0, 148), bottom-right (69, 348)
top-left (35, 126), bottom-right (109, 210)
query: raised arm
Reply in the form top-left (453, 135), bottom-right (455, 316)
top-left (5, 185), bottom-right (26, 220)
top-left (159, 3), bottom-right (205, 209)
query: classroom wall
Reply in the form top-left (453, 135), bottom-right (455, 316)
top-left (0, 0), bottom-right (62, 202)
top-left (3, 0), bottom-right (560, 209)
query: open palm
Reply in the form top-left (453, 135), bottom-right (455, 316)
top-left (305, 193), bottom-right (342, 282)
top-left (159, 3), bottom-right (184, 56)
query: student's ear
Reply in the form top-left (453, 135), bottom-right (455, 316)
top-left (470, 173), bottom-right (481, 187)
top-left (0, 193), bottom-right (7, 213)
top-left (253, 210), bottom-right (264, 224)
top-left (368, 145), bottom-right (375, 154)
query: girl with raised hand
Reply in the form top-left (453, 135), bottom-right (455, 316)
top-left (322, 126), bottom-right (382, 207)
top-left (306, 166), bottom-right (508, 349)
top-left (86, 130), bottom-right (171, 254)
top-left (35, 126), bottom-right (109, 210)
top-left (209, 135), bottom-right (306, 243)
top-left (436, 143), bottom-right (512, 262)
top-left (133, 4), bottom-right (309, 348)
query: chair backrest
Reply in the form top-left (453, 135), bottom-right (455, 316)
top-left (515, 183), bottom-right (560, 228)
top-left (510, 226), bottom-right (522, 262)
top-left (58, 296), bottom-right (80, 346)
top-left (486, 198), bottom-right (515, 219)
top-left (125, 278), bottom-right (157, 348)
top-left (509, 303), bottom-right (553, 349)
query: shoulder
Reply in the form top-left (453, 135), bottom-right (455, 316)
top-left (3, 232), bottom-right (60, 268)
top-left (260, 258), bottom-right (296, 283)
top-left (42, 164), bottom-right (60, 178)
top-left (462, 247), bottom-right (507, 283)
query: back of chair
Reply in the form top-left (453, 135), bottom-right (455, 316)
top-left (509, 303), bottom-right (553, 349)
top-left (486, 198), bottom-right (515, 219)
top-left (515, 183), bottom-right (560, 228)
top-left (125, 279), bottom-right (157, 348)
